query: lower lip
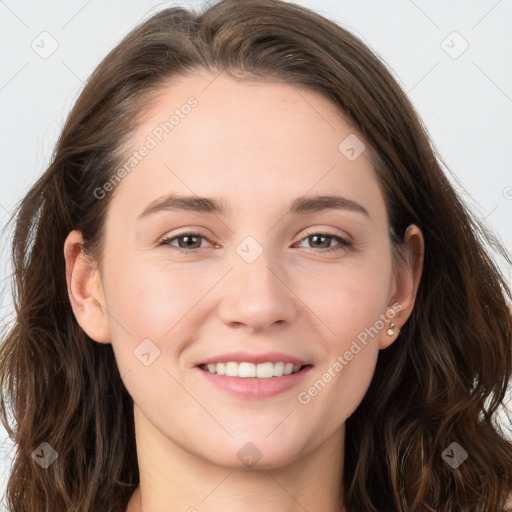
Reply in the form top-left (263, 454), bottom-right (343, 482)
top-left (196, 365), bottom-right (313, 399)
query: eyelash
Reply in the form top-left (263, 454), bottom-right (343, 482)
top-left (158, 230), bottom-right (352, 255)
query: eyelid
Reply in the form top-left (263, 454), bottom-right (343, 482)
top-left (158, 226), bottom-right (353, 253)
top-left (298, 226), bottom-right (352, 244)
top-left (157, 229), bottom-right (214, 250)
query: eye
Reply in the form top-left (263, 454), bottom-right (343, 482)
top-left (294, 231), bottom-right (352, 254)
top-left (158, 230), bottom-right (352, 255)
top-left (158, 231), bottom-right (213, 253)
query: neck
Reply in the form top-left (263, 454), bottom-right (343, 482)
top-left (127, 405), bottom-right (346, 512)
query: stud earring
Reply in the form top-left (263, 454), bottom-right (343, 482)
top-left (387, 323), bottom-right (395, 336)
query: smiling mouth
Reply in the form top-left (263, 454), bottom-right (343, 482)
top-left (199, 361), bottom-right (311, 379)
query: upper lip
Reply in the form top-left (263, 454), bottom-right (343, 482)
top-left (198, 351), bottom-right (311, 366)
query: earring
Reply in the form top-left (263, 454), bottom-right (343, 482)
top-left (387, 323), bottom-right (395, 336)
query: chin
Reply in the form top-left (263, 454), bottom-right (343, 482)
top-left (199, 437), bottom-right (306, 472)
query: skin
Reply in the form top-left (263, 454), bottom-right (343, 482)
top-left (64, 71), bottom-right (424, 512)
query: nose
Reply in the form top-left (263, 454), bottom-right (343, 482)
top-left (217, 253), bottom-right (298, 333)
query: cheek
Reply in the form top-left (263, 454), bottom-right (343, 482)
top-left (293, 286), bottom-right (382, 446)
top-left (101, 250), bottom-right (215, 360)
top-left (295, 264), bottom-right (387, 431)
top-left (299, 255), bottom-right (393, 343)
top-left (100, 254), bottom-right (207, 403)
top-left (102, 247), bottom-right (202, 323)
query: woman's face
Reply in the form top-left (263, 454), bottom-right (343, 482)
top-left (67, 71), bottom-right (420, 470)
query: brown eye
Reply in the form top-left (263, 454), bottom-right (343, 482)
top-left (295, 232), bottom-right (351, 254)
top-left (159, 232), bottom-right (211, 252)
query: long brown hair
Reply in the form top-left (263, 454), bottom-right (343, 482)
top-left (1, 1), bottom-right (511, 510)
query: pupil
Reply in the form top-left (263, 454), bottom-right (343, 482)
top-left (312, 235), bottom-right (328, 248)
top-left (182, 235), bottom-right (198, 248)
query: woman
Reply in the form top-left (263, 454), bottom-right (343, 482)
top-left (1, 0), bottom-right (511, 511)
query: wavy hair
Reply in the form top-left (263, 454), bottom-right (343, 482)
top-left (1, 1), bottom-right (511, 510)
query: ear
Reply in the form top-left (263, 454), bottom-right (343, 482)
top-left (379, 224), bottom-right (424, 349)
top-left (64, 230), bottom-right (110, 344)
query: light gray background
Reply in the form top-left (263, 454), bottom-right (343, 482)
top-left (1, 1), bottom-right (511, 510)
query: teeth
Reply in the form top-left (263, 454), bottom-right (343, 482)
top-left (225, 361), bottom-right (238, 377)
top-left (202, 361), bottom-right (303, 378)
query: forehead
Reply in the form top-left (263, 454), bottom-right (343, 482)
top-left (108, 72), bottom-right (386, 225)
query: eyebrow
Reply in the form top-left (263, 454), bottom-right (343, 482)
top-left (137, 193), bottom-right (370, 220)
